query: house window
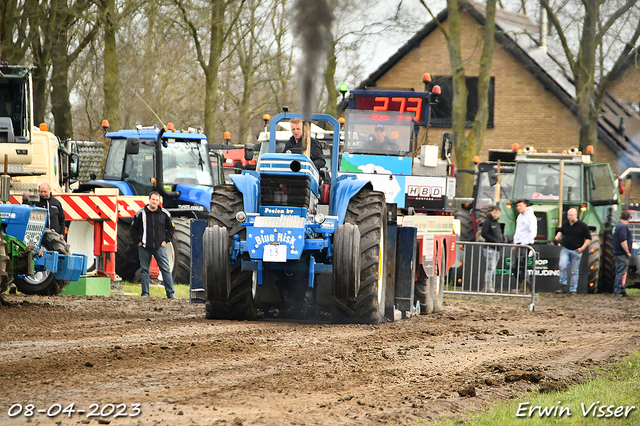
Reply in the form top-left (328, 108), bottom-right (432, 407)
top-left (430, 76), bottom-right (494, 128)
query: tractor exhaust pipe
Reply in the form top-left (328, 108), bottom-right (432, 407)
top-left (302, 121), bottom-right (311, 159)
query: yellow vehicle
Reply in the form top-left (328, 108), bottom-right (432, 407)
top-left (0, 64), bottom-right (78, 196)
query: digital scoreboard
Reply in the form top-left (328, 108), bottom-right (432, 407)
top-left (348, 90), bottom-right (428, 126)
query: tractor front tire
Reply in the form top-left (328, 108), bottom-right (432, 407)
top-left (598, 232), bottom-right (615, 293)
top-left (415, 277), bottom-right (434, 314)
top-left (332, 223), bottom-right (360, 300)
top-left (205, 185), bottom-right (256, 320)
top-left (14, 229), bottom-right (71, 295)
top-left (587, 232), bottom-right (601, 294)
top-left (332, 190), bottom-right (387, 325)
top-left (454, 208), bottom-right (475, 242)
top-left (116, 220), bottom-right (139, 282)
top-left (170, 218), bottom-right (192, 285)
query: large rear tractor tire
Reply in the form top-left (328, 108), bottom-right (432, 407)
top-left (332, 190), bottom-right (387, 324)
top-left (587, 232), bottom-right (601, 294)
top-left (14, 229), bottom-right (71, 295)
top-left (170, 217), bottom-right (192, 285)
top-left (0, 236), bottom-right (10, 294)
top-left (116, 220), bottom-right (139, 282)
top-left (454, 208), bottom-right (475, 242)
top-left (205, 185), bottom-right (257, 320)
top-left (598, 232), bottom-right (615, 293)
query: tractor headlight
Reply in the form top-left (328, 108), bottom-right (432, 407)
top-left (235, 211), bottom-right (247, 222)
top-left (315, 213), bottom-right (326, 224)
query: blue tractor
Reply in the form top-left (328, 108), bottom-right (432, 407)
top-left (204, 113), bottom-right (390, 323)
top-left (75, 124), bottom-right (220, 284)
top-left (0, 203), bottom-right (86, 295)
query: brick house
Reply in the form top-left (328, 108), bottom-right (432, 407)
top-left (354, 2), bottom-right (634, 170)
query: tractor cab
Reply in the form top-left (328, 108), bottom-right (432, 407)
top-left (502, 151), bottom-right (619, 240)
top-left (82, 125), bottom-right (216, 215)
top-left (499, 147), bottom-right (620, 293)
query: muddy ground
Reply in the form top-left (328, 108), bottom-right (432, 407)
top-left (1, 292), bottom-right (639, 425)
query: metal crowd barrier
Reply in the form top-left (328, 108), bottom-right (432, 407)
top-left (444, 241), bottom-right (537, 311)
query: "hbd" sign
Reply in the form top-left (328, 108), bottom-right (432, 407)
top-left (407, 185), bottom-right (442, 198)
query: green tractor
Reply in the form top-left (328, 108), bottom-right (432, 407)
top-left (498, 147), bottom-right (619, 293)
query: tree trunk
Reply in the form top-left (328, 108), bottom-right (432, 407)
top-left (446, 0), bottom-right (472, 197)
top-left (203, 0), bottom-right (226, 139)
top-left (50, 27), bottom-right (73, 140)
top-left (31, 64), bottom-right (47, 126)
top-left (103, 0), bottom-right (119, 131)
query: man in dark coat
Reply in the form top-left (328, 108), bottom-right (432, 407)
top-left (284, 117), bottom-right (326, 170)
top-left (131, 191), bottom-right (176, 299)
top-left (36, 182), bottom-right (66, 235)
top-left (481, 205), bottom-right (503, 292)
top-left (612, 210), bottom-right (632, 297)
top-left (554, 207), bottom-right (591, 294)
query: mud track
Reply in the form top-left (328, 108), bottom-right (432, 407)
top-left (1, 293), bottom-right (639, 425)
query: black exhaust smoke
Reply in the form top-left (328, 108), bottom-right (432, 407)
top-left (290, 0), bottom-right (334, 121)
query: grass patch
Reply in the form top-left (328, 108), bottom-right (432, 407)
top-left (439, 352), bottom-right (640, 425)
top-left (119, 281), bottom-right (190, 299)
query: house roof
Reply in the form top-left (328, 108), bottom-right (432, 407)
top-left (356, 1), bottom-right (640, 172)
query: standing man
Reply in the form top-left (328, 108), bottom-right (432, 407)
top-left (36, 182), bottom-right (66, 235)
top-left (554, 208), bottom-right (591, 294)
top-left (481, 205), bottom-right (503, 292)
top-left (130, 191), bottom-right (176, 299)
top-left (512, 200), bottom-right (537, 290)
top-left (285, 118), bottom-right (326, 170)
top-left (612, 210), bottom-right (632, 297)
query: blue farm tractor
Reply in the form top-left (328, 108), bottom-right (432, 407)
top-left (0, 203), bottom-right (86, 295)
top-left (74, 124), bottom-right (221, 284)
top-left (203, 112), bottom-right (389, 323)
top-left (201, 106), bottom-right (456, 323)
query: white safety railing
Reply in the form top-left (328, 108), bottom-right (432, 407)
top-left (444, 241), bottom-right (537, 311)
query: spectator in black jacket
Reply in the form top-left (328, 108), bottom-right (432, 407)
top-left (284, 117), bottom-right (326, 170)
top-left (481, 205), bottom-right (503, 293)
top-left (36, 182), bottom-right (66, 235)
top-left (130, 191), bottom-right (176, 299)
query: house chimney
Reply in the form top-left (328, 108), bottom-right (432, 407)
top-left (540, 4), bottom-right (548, 52)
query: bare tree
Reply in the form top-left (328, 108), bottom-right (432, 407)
top-left (0, 0), bottom-right (35, 63)
top-left (100, 0), bottom-right (119, 132)
top-left (420, 0), bottom-right (497, 196)
top-left (323, 0), bottom-right (405, 117)
top-left (173, 0), bottom-right (246, 139)
top-left (540, 0), bottom-right (640, 150)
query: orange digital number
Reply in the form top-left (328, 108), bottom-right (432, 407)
top-left (391, 97), bottom-right (406, 113)
top-left (406, 97), bottom-right (422, 121)
top-left (373, 96), bottom-right (389, 111)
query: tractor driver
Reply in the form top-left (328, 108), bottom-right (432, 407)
top-left (368, 124), bottom-right (400, 153)
top-left (285, 117), bottom-right (326, 170)
top-left (540, 176), bottom-right (557, 195)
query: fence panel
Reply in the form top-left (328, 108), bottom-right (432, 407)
top-left (444, 241), bottom-right (537, 311)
